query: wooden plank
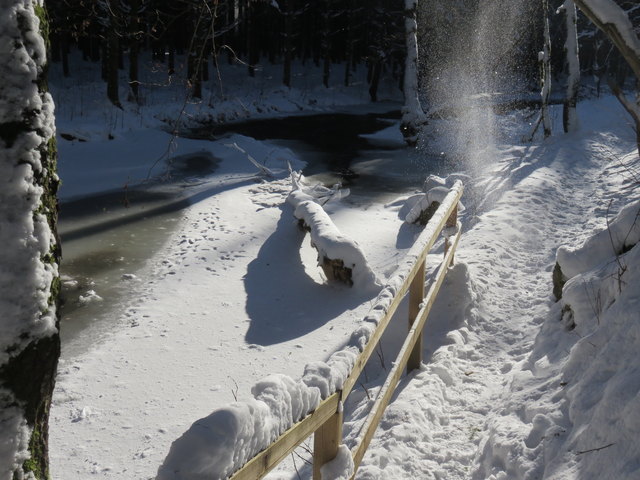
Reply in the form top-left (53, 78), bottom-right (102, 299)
top-left (313, 409), bottom-right (344, 479)
top-left (407, 259), bottom-right (426, 371)
top-left (229, 392), bottom-right (340, 480)
top-left (341, 183), bottom-right (463, 398)
top-left (351, 228), bottom-right (462, 473)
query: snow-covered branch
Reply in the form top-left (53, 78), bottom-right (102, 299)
top-left (573, 0), bottom-right (640, 80)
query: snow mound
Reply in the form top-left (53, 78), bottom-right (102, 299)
top-left (320, 444), bottom-right (355, 480)
top-left (156, 374), bottom-right (320, 480)
top-left (556, 198), bottom-right (640, 279)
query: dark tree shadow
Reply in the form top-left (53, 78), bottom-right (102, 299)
top-left (244, 206), bottom-right (375, 346)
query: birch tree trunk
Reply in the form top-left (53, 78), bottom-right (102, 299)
top-left (561, 0), bottom-right (580, 133)
top-left (0, 2), bottom-right (61, 479)
top-left (400, 0), bottom-right (427, 146)
top-left (541, 0), bottom-right (552, 138)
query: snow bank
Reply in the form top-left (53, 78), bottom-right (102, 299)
top-left (156, 374), bottom-right (320, 479)
top-left (320, 444), bottom-right (355, 480)
top-left (556, 198), bottom-right (640, 279)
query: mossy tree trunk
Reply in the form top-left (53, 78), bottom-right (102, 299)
top-left (0, 2), bottom-right (61, 479)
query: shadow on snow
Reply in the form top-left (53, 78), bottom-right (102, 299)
top-left (244, 205), bottom-right (375, 346)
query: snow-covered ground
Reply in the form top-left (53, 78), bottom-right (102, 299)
top-left (47, 53), bottom-right (640, 480)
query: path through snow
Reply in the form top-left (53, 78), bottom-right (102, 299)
top-left (343, 97), bottom-right (640, 479)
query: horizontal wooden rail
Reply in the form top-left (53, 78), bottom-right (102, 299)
top-left (230, 392), bottom-right (341, 480)
top-left (341, 182), bottom-right (463, 399)
top-left (228, 181), bottom-right (464, 480)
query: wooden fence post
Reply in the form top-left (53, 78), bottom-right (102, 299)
top-left (313, 406), bottom-right (344, 479)
top-left (407, 259), bottom-right (425, 371)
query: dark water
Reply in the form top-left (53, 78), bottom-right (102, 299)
top-left (189, 108), bottom-right (448, 201)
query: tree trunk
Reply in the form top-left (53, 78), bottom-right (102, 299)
top-left (0, 3), bottom-right (61, 479)
top-left (321, 0), bottom-right (331, 88)
top-left (541, 0), bottom-right (552, 138)
top-left (368, 57), bottom-right (381, 102)
top-left (283, 0), bottom-right (293, 87)
top-left (562, 0), bottom-right (580, 133)
top-left (60, 33), bottom-right (70, 77)
top-left (573, 0), bottom-right (640, 80)
top-left (128, 0), bottom-right (141, 104)
top-left (107, 29), bottom-right (122, 108)
top-left (400, 0), bottom-right (427, 146)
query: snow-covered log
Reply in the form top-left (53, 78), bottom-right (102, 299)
top-left (287, 173), bottom-right (380, 289)
top-left (0, 1), bottom-right (61, 478)
top-left (400, 0), bottom-right (428, 146)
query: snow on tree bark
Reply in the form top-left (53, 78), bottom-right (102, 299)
top-left (560, 0), bottom-right (580, 133)
top-left (400, 0), bottom-right (427, 146)
top-left (0, 1), bottom-right (61, 478)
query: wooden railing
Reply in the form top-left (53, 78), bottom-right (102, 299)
top-left (230, 181), bottom-right (464, 480)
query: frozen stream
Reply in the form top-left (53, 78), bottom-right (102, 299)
top-left (58, 108), bottom-right (447, 356)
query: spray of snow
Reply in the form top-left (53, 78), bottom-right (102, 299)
top-left (420, 0), bottom-right (536, 178)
